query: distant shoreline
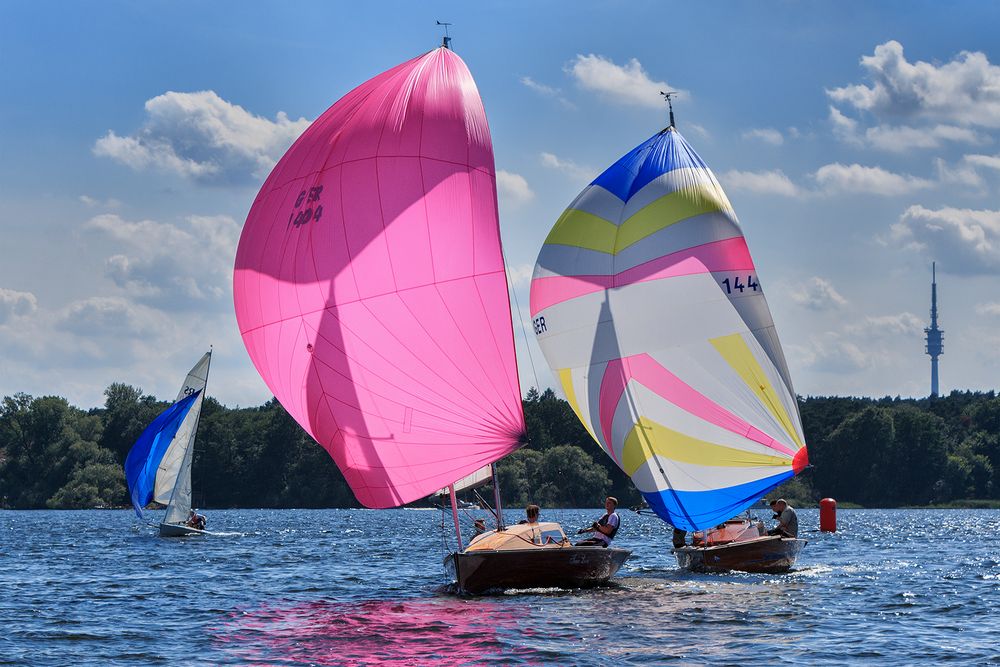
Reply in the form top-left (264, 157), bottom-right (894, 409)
top-left (5, 503), bottom-right (1000, 511)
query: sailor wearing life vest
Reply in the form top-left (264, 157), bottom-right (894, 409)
top-left (576, 497), bottom-right (620, 547)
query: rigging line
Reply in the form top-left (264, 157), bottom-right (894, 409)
top-left (501, 245), bottom-right (540, 397)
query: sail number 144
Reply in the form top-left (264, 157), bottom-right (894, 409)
top-left (721, 274), bottom-right (760, 295)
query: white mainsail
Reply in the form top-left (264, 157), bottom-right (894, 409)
top-left (157, 351), bottom-right (211, 525)
top-left (434, 465), bottom-right (493, 497)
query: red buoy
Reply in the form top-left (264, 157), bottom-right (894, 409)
top-left (820, 497), bottom-right (837, 532)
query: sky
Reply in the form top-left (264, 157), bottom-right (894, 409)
top-left (2, 0), bottom-right (999, 409)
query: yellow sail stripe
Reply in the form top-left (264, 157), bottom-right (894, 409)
top-left (613, 185), bottom-right (729, 253)
top-left (559, 368), bottom-right (600, 445)
top-left (621, 417), bottom-right (792, 476)
top-left (544, 208), bottom-right (618, 254)
top-left (543, 183), bottom-right (730, 254)
top-left (709, 333), bottom-right (805, 449)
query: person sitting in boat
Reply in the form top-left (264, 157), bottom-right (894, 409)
top-left (186, 509), bottom-right (206, 531)
top-left (767, 499), bottom-right (798, 538)
top-left (519, 504), bottom-right (540, 525)
top-left (576, 497), bottom-right (620, 547)
top-left (470, 518), bottom-right (487, 541)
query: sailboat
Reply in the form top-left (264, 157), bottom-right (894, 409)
top-left (125, 350), bottom-right (212, 537)
top-left (124, 351), bottom-right (213, 537)
top-left (233, 39), bottom-right (629, 593)
top-left (529, 101), bottom-right (809, 573)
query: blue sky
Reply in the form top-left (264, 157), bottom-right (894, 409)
top-left (2, 1), bottom-right (1000, 408)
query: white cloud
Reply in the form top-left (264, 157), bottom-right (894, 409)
top-left (790, 332), bottom-right (871, 374)
top-left (79, 195), bottom-right (122, 209)
top-left (864, 124), bottom-right (984, 152)
top-left (84, 213), bottom-right (240, 307)
top-left (828, 40), bottom-right (1000, 128)
top-left (742, 128), bottom-right (783, 145)
top-left (94, 90), bottom-right (310, 185)
top-left (0, 288), bottom-right (38, 324)
top-left (567, 54), bottom-right (681, 109)
top-left (685, 123), bottom-right (710, 139)
top-left (790, 277), bottom-right (848, 311)
top-left (964, 153), bottom-right (1000, 171)
top-left (975, 302), bottom-right (1000, 317)
top-left (496, 169), bottom-right (535, 207)
top-left (540, 152), bottom-right (595, 181)
top-left (506, 264), bottom-right (534, 288)
top-left (891, 205), bottom-right (1000, 274)
top-left (55, 296), bottom-right (164, 338)
top-left (791, 311), bottom-right (924, 376)
top-left (829, 106), bottom-right (861, 145)
top-left (721, 169), bottom-right (800, 197)
top-left (845, 312), bottom-right (925, 336)
top-left (520, 77), bottom-right (575, 109)
top-left (813, 163), bottom-right (933, 196)
top-left (934, 158), bottom-right (984, 189)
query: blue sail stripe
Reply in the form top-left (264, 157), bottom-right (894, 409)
top-left (590, 129), bottom-right (707, 202)
top-left (123, 391), bottom-right (201, 518)
top-left (642, 470), bottom-right (794, 531)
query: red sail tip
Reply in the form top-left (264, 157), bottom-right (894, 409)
top-left (792, 447), bottom-right (809, 475)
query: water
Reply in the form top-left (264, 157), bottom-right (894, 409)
top-left (2, 508), bottom-right (999, 666)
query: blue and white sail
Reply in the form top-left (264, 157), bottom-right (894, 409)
top-left (124, 351), bottom-right (212, 523)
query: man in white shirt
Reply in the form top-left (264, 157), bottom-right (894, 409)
top-left (576, 497), bottom-right (620, 547)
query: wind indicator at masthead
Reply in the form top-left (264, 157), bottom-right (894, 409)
top-left (436, 20), bottom-right (452, 49)
top-left (660, 90), bottom-right (678, 129)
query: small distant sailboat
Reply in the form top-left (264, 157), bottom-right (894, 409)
top-left (233, 41), bottom-right (629, 593)
top-left (530, 98), bottom-right (809, 573)
top-left (124, 351), bottom-right (212, 537)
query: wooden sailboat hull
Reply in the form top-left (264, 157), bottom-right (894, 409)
top-left (673, 536), bottom-right (806, 573)
top-left (159, 522), bottom-right (211, 537)
top-left (447, 546), bottom-right (630, 594)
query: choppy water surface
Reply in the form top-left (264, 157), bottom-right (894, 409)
top-left (2, 508), bottom-right (999, 665)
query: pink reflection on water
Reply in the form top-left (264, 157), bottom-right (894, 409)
top-left (212, 597), bottom-right (542, 666)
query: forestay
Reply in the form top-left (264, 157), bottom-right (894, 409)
top-left (234, 48), bottom-right (526, 509)
top-left (530, 127), bottom-right (808, 531)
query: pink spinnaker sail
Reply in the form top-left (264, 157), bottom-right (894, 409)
top-left (233, 48), bottom-right (525, 508)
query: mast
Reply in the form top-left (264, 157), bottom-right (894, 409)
top-left (448, 484), bottom-right (463, 550)
top-left (491, 463), bottom-right (505, 530)
top-left (924, 264), bottom-right (944, 397)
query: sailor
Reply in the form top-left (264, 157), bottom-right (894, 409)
top-left (575, 496), bottom-right (620, 547)
top-left (471, 518), bottom-right (487, 540)
top-left (767, 499), bottom-right (798, 538)
top-left (519, 504), bottom-right (540, 525)
top-left (186, 509), bottom-right (207, 531)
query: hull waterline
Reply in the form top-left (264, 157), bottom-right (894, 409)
top-left (159, 522), bottom-right (211, 538)
top-left (447, 546), bottom-right (630, 594)
top-left (673, 536), bottom-right (806, 573)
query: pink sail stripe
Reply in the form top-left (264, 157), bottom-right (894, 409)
top-left (596, 353), bottom-right (798, 460)
top-left (233, 48), bottom-right (525, 509)
top-left (597, 359), bottom-right (628, 466)
top-left (530, 236), bottom-right (755, 315)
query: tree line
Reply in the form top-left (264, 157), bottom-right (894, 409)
top-left (1, 384), bottom-right (998, 511)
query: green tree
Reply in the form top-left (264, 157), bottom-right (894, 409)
top-left (812, 406), bottom-right (895, 506)
top-left (100, 383), bottom-right (163, 464)
top-left (533, 445), bottom-right (610, 508)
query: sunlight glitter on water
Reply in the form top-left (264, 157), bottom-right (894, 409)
top-left (2, 508), bottom-right (1000, 665)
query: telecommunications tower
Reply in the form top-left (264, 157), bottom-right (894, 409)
top-left (924, 262), bottom-right (944, 397)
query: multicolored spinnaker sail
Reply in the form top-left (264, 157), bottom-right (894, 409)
top-left (234, 48), bottom-right (525, 509)
top-left (530, 127), bottom-right (808, 531)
